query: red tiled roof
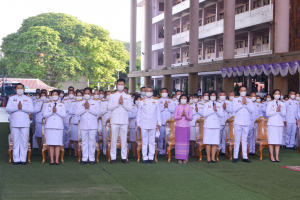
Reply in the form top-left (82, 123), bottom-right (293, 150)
top-left (0, 78), bottom-right (56, 90)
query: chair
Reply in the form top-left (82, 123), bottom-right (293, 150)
top-left (135, 124), bottom-right (158, 163)
top-left (8, 133), bottom-right (32, 164)
top-left (41, 118), bottom-right (65, 164)
top-left (105, 118), bottom-right (130, 163)
top-left (254, 116), bottom-right (270, 161)
top-left (225, 116), bottom-right (249, 161)
top-left (77, 120), bottom-right (100, 163)
top-left (165, 117), bottom-right (176, 162)
top-left (97, 116), bottom-right (103, 156)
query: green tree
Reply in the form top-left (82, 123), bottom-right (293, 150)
top-left (1, 13), bottom-right (128, 88)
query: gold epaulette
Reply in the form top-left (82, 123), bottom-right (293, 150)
top-left (92, 98), bottom-right (98, 101)
top-left (199, 103), bottom-right (204, 105)
top-left (45, 101), bottom-right (50, 103)
top-left (140, 97), bottom-right (146, 101)
top-left (285, 99), bottom-right (289, 101)
top-left (26, 95), bottom-right (31, 97)
top-left (204, 101), bottom-right (209, 103)
top-left (235, 96), bottom-right (239, 98)
top-left (78, 99), bottom-right (84, 102)
top-left (72, 101), bottom-right (76, 102)
top-left (111, 91), bottom-right (116, 94)
top-left (188, 103), bottom-right (193, 106)
top-left (152, 97), bottom-right (159, 100)
top-left (168, 98), bottom-right (173, 100)
top-left (60, 102), bottom-right (64, 104)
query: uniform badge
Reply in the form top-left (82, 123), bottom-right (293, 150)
top-left (238, 100), bottom-right (241, 103)
top-left (124, 98), bottom-right (128, 100)
top-left (59, 105), bottom-right (63, 107)
top-left (13, 98), bottom-right (17, 101)
top-left (152, 101), bottom-right (156, 104)
top-left (23, 100), bottom-right (28, 102)
top-left (208, 105), bottom-right (211, 108)
top-left (48, 104), bottom-right (51, 107)
top-left (160, 101), bottom-right (163, 104)
top-left (168, 101), bottom-right (171, 104)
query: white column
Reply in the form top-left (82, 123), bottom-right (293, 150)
top-left (129, 0), bottom-right (137, 93)
top-left (216, 2), bottom-right (221, 21)
top-left (189, 0), bottom-right (199, 65)
top-left (248, 31), bottom-right (253, 54)
top-left (269, 25), bottom-right (273, 51)
top-left (223, 0), bottom-right (235, 59)
top-left (215, 39), bottom-right (220, 58)
top-left (274, 0), bottom-right (289, 53)
top-left (144, 0), bottom-right (152, 85)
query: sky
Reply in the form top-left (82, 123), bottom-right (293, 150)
top-left (0, 0), bottom-right (143, 46)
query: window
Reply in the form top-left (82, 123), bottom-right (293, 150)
top-left (245, 40), bottom-right (248, 47)
top-left (158, 56), bottom-right (163, 65)
top-left (159, 2), bottom-right (164, 11)
top-left (219, 45), bottom-right (223, 52)
top-left (235, 5), bottom-right (244, 14)
top-left (220, 13), bottom-right (224, 19)
top-left (253, 0), bottom-right (261, 8)
top-left (177, 27), bottom-right (180, 33)
top-left (157, 80), bottom-right (162, 87)
top-left (246, 3), bottom-right (249, 11)
top-left (205, 47), bottom-right (214, 54)
top-left (199, 20), bottom-right (202, 26)
top-left (206, 15), bottom-right (216, 24)
top-left (158, 26), bottom-right (164, 38)
top-left (198, 49), bottom-right (201, 55)
top-left (176, 53), bottom-right (180, 59)
top-left (263, 0), bottom-right (270, 5)
top-left (263, 36), bottom-right (269, 44)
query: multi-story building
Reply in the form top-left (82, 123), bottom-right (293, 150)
top-left (128, 0), bottom-right (300, 96)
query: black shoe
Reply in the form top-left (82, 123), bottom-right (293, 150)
top-left (293, 147), bottom-right (298, 150)
top-left (242, 159), bottom-right (251, 163)
top-left (270, 159), bottom-right (276, 162)
top-left (90, 161), bottom-right (95, 165)
top-left (122, 159), bottom-right (129, 164)
top-left (232, 159), bottom-right (237, 163)
top-left (20, 162), bottom-right (26, 165)
top-left (158, 154), bottom-right (164, 157)
top-left (148, 160), bottom-right (154, 164)
top-left (80, 161), bottom-right (88, 165)
top-left (13, 162), bottom-right (20, 165)
top-left (249, 153), bottom-right (255, 156)
top-left (220, 153), bottom-right (225, 156)
top-left (211, 160), bottom-right (217, 163)
top-left (207, 161), bottom-right (211, 163)
top-left (143, 160), bottom-right (148, 164)
top-left (49, 163), bottom-right (54, 165)
top-left (111, 160), bottom-right (116, 164)
top-left (55, 162), bottom-right (60, 165)
top-left (276, 159), bottom-right (281, 163)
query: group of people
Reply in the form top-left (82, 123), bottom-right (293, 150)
top-left (6, 79), bottom-right (300, 165)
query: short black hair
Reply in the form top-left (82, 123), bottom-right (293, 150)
top-left (41, 92), bottom-right (47, 97)
top-left (51, 90), bottom-right (60, 96)
top-left (133, 95), bottom-right (140, 104)
top-left (15, 83), bottom-right (25, 89)
top-left (124, 87), bottom-right (128, 90)
top-left (83, 87), bottom-right (92, 93)
top-left (272, 89), bottom-right (281, 96)
top-left (239, 85), bottom-right (247, 90)
top-left (193, 93), bottom-right (199, 98)
top-left (117, 78), bottom-right (125, 84)
top-left (178, 94), bottom-right (189, 103)
top-left (209, 90), bottom-right (218, 100)
top-left (36, 88), bottom-right (40, 91)
top-left (289, 90), bottom-right (296, 94)
top-left (176, 90), bottom-right (183, 95)
top-left (219, 90), bottom-right (226, 95)
top-left (68, 86), bottom-right (74, 91)
top-left (76, 91), bottom-right (83, 96)
top-left (140, 87), bottom-right (146, 91)
top-left (250, 91), bottom-right (256, 95)
top-left (68, 90), bottom-right (74, 94)
top-left (99, 90), bottom-right (104, 93)
top-left (161, 88), bottom-right (168, 92)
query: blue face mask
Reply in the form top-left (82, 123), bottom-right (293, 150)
top-left (141, 92), bottom-right (146, 96)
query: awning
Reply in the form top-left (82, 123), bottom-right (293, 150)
top-left (220, 61), bottom-right (300, 78)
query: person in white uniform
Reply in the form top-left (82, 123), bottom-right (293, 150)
top-left (75, 87), bottom-right (101, 165)
top-left (294, 93), bottom-right (300, 149)
top-left (43, 90), bottom-right (66, 165)
top-left (203, 91), bottom-right (223, 163)
top-left (189, 94), bottom-right (203, 157)
top-left (266, 89), bottom-right (286, 162)
top-left (158, 88), bottom-right (175, 156)
top-left (108, 79), bottom-right (132, 164)
top-left (99, 91), bottom-right (112, 156)
top-left (33, 92), bottom-right (48, 150)
top-left (228, 91), bottom-right (235, 118)
top-left (232, 85), bottom-right (254, 163)
top-left (262, 94), bottom-right (272, 119)
top-left (173, 90), bottom-right (183, 107)
top-left (137, 86), bottom-right (161, 164)
top-left (62, 90), bottom-right (75, 148)
top-left (248, 92), bottom-right (262, 155)
top-left (68, 91), bottom-right (82, 157)
top-left (6, 83), bottom-right (34, 165)
top-left (284, 90), bottom-right (299, 149)
top-left (128, 95), bottom-right (139, 158)
top-left (218, 91), bottom-right (232, 156)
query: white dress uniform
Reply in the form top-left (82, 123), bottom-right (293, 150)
top-left (218, 99), bottom-right (233, 153)
top-left (261, 100), bottom-right (271, 118)
top-left (32, 97), bottom-right (39, 129)
top-left (128, 103), bottom-right (138, 142)
top-left (158, 97), bottom-right (175, 154)
top-left (68, 101), bottom-right (80, 141)
top-left (203, 101), bottom-right (223, 145)
top-left (100, 99), bottom-right (112, 155)
top-left (43, 101), bottom-right (66, 145)
top-left (266, 100), bottom-right (286, 144)
top-left (62, 97), bottom-right (75, 148)
top-left (6, 94), bottom-right (34, 162)
top-left (137, 96), bottom-right (161, 161)
top-left (248, 101), bottom-right (262, 153)
top-left (284, 99), bottom-right (299, 148)
top-left (189, 102), bottom-right (203, 141)
top-left (33, 99), bottom-right (48, 137)
top-left (75, 98), bottom-right (101, 162)
top-left (233, 96), bottom-right (254, 159)
top-left (108, 91), bottom-right (132, 160)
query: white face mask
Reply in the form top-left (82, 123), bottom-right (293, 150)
top-left (135, 101), bottom-right (139, 105)
top-left (176, 95), bottom-right (181, 100)
top-left (117, 85), bottom-right (124, 91)
top-left (161, 93), bottom-right (168, 98)
top-left (141, 92), bottom-right (146, 96)
top-left (189, 99), bottom-right (193, 104)
top-left (281, 95), bottom-right (283, 99)
top-left (99, 94), bottom-right (104, 98)
top-left (256, 99), bottom-right (261, 103)
top-left (240, 92), bottom-right (246, 97)
top-left (193, 99), bottom-right (199, 103)
top-left (49, 96), bottom-right (53, 101)
top-left (291, 95), bottom-right (296, 99)
top-left (146, 92), bottom-right (153, 97)
top-left (106, 95), bottom-right (110, 100)
top-left (84, 94), bottom-right (91, 100)
top-left (296, 97), bottom-right (300, 101)
top-left (267, 98), bottom-right (271, 101)
top-left (274, 95), bottom-right (280, 100)
top-left (180, 99), bottom-right (187, 104)
top-left (52, 95), bottom-right (59, 101)
top-left (210, 96), bottom-right (216, 101)
top-left (17, 89), bottom-right (24, 95)
top-left (251, 97), bottom-right (256, 102)
top-left (60, 94), bottom-right (64, 97)
top-left (94, 95), bottom-right (100, 99)
top-left (41, 96), bottom-right (47, 101)
top-left (204, 96), bottom-right (209, 101)
top-left (76, 96), bottom-right (83, 101)
top-left (220, 96), bottom-right (226, 101)
top-left (229, 96), bottom-right (234, 101)
top-left (69, 94), bottom-right (74, 99)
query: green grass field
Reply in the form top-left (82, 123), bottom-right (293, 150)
top-left (1, 123), bottom-right (300, 200)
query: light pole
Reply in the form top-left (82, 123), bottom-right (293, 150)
top-left (116, 69), bottom-right (119, 79)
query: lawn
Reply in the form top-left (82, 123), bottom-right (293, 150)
top-left (0, 123), bottom-right (300, 200)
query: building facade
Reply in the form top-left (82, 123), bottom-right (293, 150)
top-left (129, 0), bottom-right (300, 96)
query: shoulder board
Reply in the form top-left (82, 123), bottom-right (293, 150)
top-left (152, 97), bottom-right (159, 100)
top-left (285, 99), bottom-right (289, 101)
top-left (235, 96), bottom-right (239, 98)
top-left (168, 98), bottom-right (173, 100)
top-left (111, 91), bottom-right (116, 94)
top-left (188, 103), bottom-right (193, 106)
top-left (72, 101), bottom-right (76, 102)
top-left (36, 100), bottom-right (40, 103)
top-left (140, 97), bottom-right (146, 101)
top-left (60, 102), bottom-right (64, 104)
top-left (228, 100), bottom-right (232, 102)
top-left (199, 103), bottom-right (204, 105)
top-left (78, 99), bottom-right (84, 102)
top-left (173, 99), bottom-right (176, 101)
top-left (217, 101), bottom-right (221, 103)
top-left (257, 102), bottom-right (261, 104)
top-left (26, 95), bottom-right (31, 97)
top-left (204, 101), bottom-right (209, 103)
top-left (92, 98), bottom-right (98, 101)
top-left (64, 98), bottom-right (69, 100)
top-left (45, 101), bottom-right (50, 103)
